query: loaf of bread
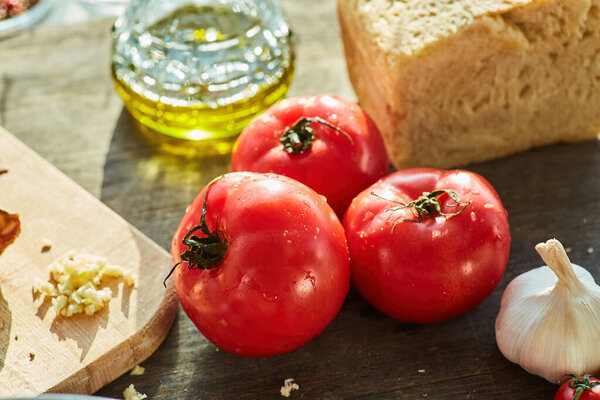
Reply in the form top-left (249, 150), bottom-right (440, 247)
top-left (338, 0), bottom-right (600, 168)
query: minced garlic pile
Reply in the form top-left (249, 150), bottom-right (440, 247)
top-left (33, 250), bottom-right (135, 317)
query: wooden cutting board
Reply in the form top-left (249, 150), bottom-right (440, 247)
top-left (0, 127), bottom-right (178, 396)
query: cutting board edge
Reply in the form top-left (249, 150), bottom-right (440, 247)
top-left (48, 284), bottom-right (178, 395)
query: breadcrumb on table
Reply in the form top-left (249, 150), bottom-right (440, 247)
top-left (280, 378), bottom-right (299, 397)
top-left (123, 384), bottom-right (147, 400)
top-left (130, 365), bottom-right (145, 376)
top-left (41, 238), bottom-right (52, 253)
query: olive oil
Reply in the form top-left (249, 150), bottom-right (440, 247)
top-left (111, 64), bottom-right (294, 141)
top-left (111, 2), bottom-right (294, 153)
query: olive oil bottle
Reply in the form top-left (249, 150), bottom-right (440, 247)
top-left (111, 1), bottom-right (294, 154)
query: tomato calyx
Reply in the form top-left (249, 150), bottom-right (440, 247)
top-left (371, 189), bottom-right (471, 231)
top-left (280, 117), bottom-right (354, 154)
top-left (565, 374), bottom-right (600, 400)
top-left (163, 183), bottom-right (227, 287)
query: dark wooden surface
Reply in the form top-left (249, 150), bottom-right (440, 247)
top-left (1, 1), bottom-right (599, 398)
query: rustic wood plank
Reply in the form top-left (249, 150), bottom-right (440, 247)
top-left (1, 0), bottom-right (599, 399)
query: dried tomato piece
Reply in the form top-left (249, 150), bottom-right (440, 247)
top-left (0, 208), bottom-right (20, 255)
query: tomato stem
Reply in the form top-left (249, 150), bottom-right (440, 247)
top-left (371, 189), bottom-right (471, 232)
top-left (566, 374), bottom-right (600, 400)
top-left (280, 117), bottom-right (353, 154)
top-left (163, 179), bottom-right (227, 287)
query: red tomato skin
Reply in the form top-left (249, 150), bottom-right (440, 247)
top-left (342, 168), bottom-right (511, 323)
top-left (555, 376), bottom-right (600, 400)
top-left (231, 94), bottom-right (389, 217)
top-left (171, 172), bottom-right (350, 357)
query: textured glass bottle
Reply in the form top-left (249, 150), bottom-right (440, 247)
top-left (111, 0), bottom-right (294, 151)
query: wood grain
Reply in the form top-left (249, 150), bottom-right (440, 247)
top-left (0, 0), bottom-right (599, 399)
top-left (0, 128), bottom-right (177, 396)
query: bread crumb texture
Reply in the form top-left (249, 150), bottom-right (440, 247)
top-left (130, 365), bottom-right (146, 376)
top-left (41, 238), bottom-right (52, 253)
top-left (123, 384), bottom-right (147, 400)
top-left (280, 378), bottom-right (300, 397)
top-left (339, 0), bottom-right (600, 168)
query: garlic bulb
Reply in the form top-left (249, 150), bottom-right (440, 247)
top-left (495, 239), bottom-right (600, 383)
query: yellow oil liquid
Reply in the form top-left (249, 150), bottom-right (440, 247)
top-left (112, 67), bottom-right (294, 155)
top-left (111, 4), bottom-right (295, 156)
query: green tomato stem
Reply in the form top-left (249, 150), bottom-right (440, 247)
top-left (567, 374), bottom-right (600, 400)
top-left (163, 178), bottom-right (227, 287)
top-left (280, 117), bottom-right (353, 154)
top-left (371, 189), bottom-right (471, 233)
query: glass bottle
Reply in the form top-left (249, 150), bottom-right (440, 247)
top-left (111, 0), bottom-right (294, 154)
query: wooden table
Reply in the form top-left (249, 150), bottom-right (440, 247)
top-left (1, 1), bottom-right (599, 398)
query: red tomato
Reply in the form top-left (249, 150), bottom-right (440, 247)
top-left (342, 168), bottom-right (511, 323)
top-left (170, 172), bottom-right (350, 357)
top-left (556, 375), bottom-right (600, 400)
top-left (231, 94), bottom-right (389, 217)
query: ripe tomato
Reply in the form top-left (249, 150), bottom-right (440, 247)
top-left (170, 172), bottom-right (350, 357)
top-left (342, 168), bottom-right (511, 323)
top-left (555, 375), bottom-right (600, 400)
top-left (231, 94), bottom-right (389, 217)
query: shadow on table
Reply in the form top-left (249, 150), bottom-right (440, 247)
top-left (467, 138), bottom-right (600, 277)
top-left (0, 287), bottom-right (10, 372)
top-left (95, 307), bottom-right (183, 399)
top-left (100, 109), bottom-right (232, 249)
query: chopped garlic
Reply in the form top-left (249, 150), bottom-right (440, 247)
top-left (280, 378), bottom-right (299, 398)
top-left (103, 264), bottom-right (125, 277)
top-left (32, 277), bottom-right (42, 293)
top-left (32, 278), bottom-right (57, 297)
top-left (52, 295), bottom-right (68, 314)
top-left (33, 250), bottom-right (136, 318)
top-left (65, 303), bottom-right (83, 317)
top-left (130, 365), bottom-right (145, 376)
top-left (123, 384), bottom-right (147, 400)
top-left (123, 270), bottom-right (135, 286)
top-left (83, 287), bottom-right (103, 307)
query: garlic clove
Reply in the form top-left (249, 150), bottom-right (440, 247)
top-left (495, 239), bottom-right (600, 383)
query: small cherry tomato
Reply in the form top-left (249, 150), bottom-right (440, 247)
top-left (169, 172), bottom-right (350, 357)
top-left (343, 168), bottom-right (511, 323)
top-left (555, 375), bottom-right (600, 400)
top-left (231, 94), bottom-right (389, 217)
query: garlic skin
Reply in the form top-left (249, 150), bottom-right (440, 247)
top-left (495, 239), bottom-right (600, 384)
